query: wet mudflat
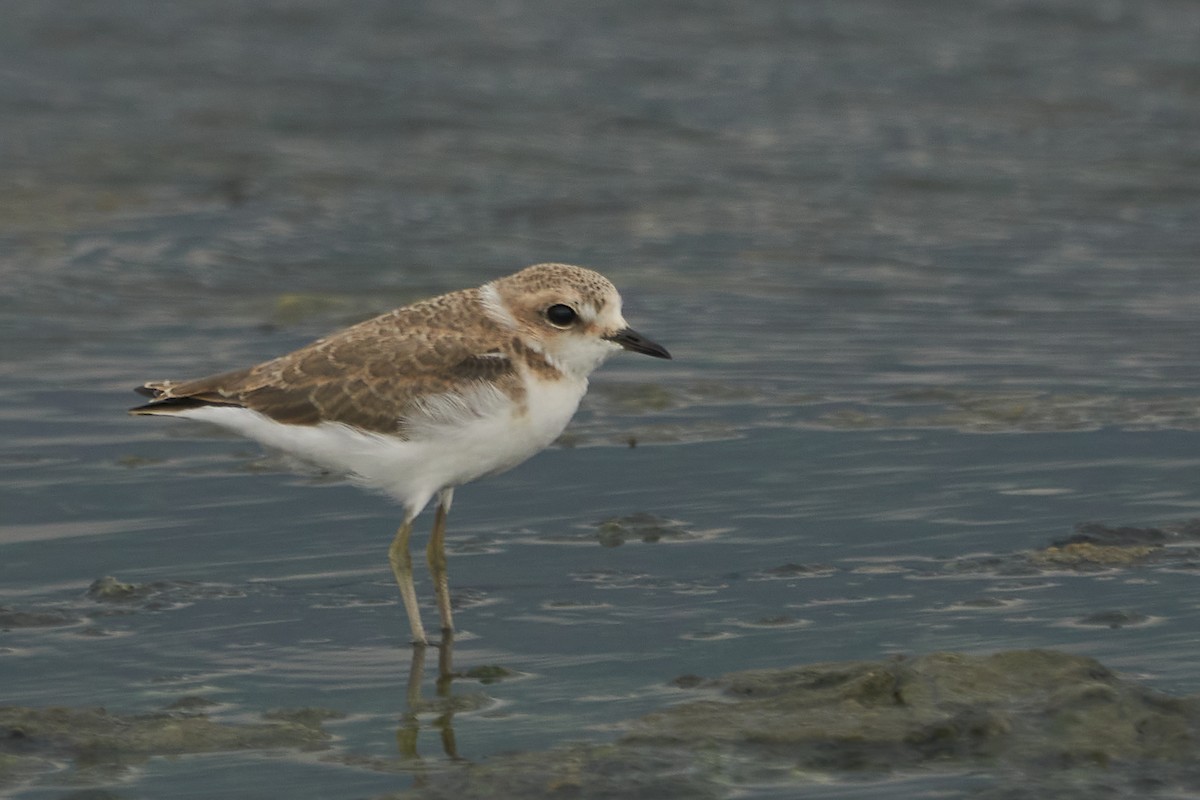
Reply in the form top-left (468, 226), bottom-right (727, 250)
top-left (5, 0), bottom-right (1200, 797)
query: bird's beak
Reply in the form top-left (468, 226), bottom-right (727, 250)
top-left (606, 327), bottom-right (672, 359)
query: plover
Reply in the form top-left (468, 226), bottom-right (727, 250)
top-left (130, 263), bottom-right (671, 646)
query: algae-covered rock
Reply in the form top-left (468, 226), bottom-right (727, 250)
top-left (86, 577), bottom-right (144, 602)
top-left (929, 520), bottom-right (1200, 577)
top-left (0, 703), bottom-right (332, 787)
top-left (626, 650), bottom-right (1199, 766)
top-left (1022, 520), bottom-right (1200, 571)
top-left (387, 650), bottom-right (1200, 799)
top-left (1028, 542), bottom-right (1158, 568)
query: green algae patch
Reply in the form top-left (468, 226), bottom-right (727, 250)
top-left (806, 390), bottom-right (1200, 434)
top-left (0, 704), bottom-right (333, 787)
top-left (385, 650), bottom-right (1200, 799)
top-left (86, 576), bottom-right (144, 602)
top-left (381, 743), bottom-right (722, 800)
top-left (590, 382), bottom-right (679, 412)
top-left (1028, 542), bottom-right (1158, 569)
top-left (0, 705), bottom-right (331, 754)
top-left (262, 707), bottom-right (347, 728)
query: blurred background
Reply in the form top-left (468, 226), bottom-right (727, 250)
top-left (3, 1), bottom-right (1200, 797)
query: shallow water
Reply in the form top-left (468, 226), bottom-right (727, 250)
top-left (4, 0), bottom-right (1200, 797)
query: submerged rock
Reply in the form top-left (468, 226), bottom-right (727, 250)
top-left (0, 607), bottom-right (78, 629)
top-left (84, 576), bottom-right (245, 610)
top-left (593, 513), bottom-right (698, 547)
top-left (461, 665), bottom-right (515, 685)
top-left (1057, 521), bottom-right (1175, 548)
top-left (386, 650), bottom-right (1200, 799)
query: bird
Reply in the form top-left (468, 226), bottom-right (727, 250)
top-left (130, 263), bottom-right (671, 646)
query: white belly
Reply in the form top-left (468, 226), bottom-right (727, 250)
top-left (174, 374), bottom-right (588, 517)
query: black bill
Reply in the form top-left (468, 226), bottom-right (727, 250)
top-left (606, 327), bottom-right (672, 359)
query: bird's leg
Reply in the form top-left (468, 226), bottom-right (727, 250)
top-left (389, 517), bottom-right (428, 646)
top-left (426, 488), bottom-right (455, 642)
top-left (397, 645), bottom-right (424, 759)
top-left (437, 631), bottom-right (455, 685)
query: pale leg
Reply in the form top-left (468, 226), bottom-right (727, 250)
top-left (426, 487), bottom-right (455, 640)
top-left (389, 516), bottom-right (428, 646)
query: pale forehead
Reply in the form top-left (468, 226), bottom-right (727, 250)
top-left (493, 263), bottom-right (619, 303)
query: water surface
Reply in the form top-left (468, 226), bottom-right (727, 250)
top-left (3, 0), bottom-right (1200, 797)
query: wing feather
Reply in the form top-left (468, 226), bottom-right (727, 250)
top-left (131, 294), bottom-right (524, 436)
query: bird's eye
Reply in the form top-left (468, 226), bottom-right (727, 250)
top-left (545, 304), bottom-right (577, 327)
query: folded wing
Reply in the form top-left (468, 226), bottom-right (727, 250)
top-left (131, 309), bottom-right (520, 437)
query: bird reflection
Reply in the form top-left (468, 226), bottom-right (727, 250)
top-left (397, 636), bottom-right (462, 761)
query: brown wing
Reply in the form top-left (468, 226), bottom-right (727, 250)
top-left (130, 297), bottom-right (520, 435)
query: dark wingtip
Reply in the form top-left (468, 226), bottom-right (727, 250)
top-left (128, 393), bottom-right (238, 415)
